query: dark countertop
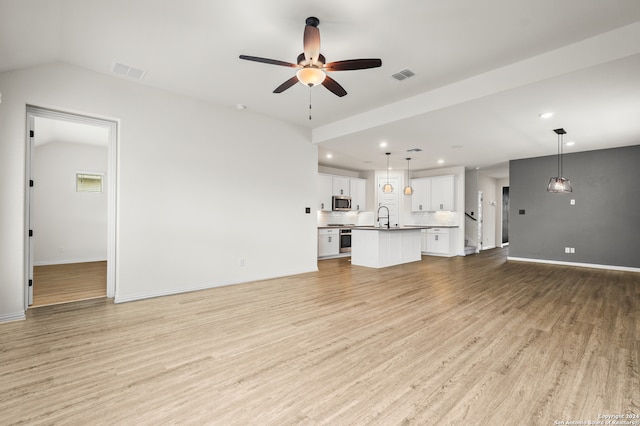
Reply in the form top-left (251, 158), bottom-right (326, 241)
top-left (351, 226), bottom-right (431, 231)
top-left (318, 225), bottom-right (459, 229)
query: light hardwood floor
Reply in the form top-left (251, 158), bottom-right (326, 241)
top-left (1, 249), bottom-right (638, 425)
top-left (32, 261), bottom-right (107, 307)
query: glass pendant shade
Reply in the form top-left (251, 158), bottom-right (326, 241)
top-left (547, 128), bottom-right (572, 193)
top-left (383, 152), bottom-right (394, 193)
top-left (296, 67), bottom-right (326, 87)
top-left (403, 157), bottom-right (413, 195)
top-left (547, 176), bottom-right (572, 193)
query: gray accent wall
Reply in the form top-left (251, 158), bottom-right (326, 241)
top-left (509, 144), bottom-right (640, 268)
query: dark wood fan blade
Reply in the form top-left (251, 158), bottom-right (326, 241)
top-left (239, 55), bottom-right (298, 68)
top-left (303, 25), bottom-right (320, 65)
top-left (322, 75), bottom-right (347, 97)
top-left (324, 58), bottom-right (382, 71)
top-left (273, 76), bottom-right (299, 93)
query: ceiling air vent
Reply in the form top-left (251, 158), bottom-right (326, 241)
top-left (392, 68), bottom-right (415, 81)
top-left (111, 62), bottom-right (147, 80)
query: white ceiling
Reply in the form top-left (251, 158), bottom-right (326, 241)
top-left (2, 0), bottom-right (640, 177)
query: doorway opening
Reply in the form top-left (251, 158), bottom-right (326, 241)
top-left (502, 186), bottom-right (510, 247)
top-left (25, 106), bottom-right (117, 308)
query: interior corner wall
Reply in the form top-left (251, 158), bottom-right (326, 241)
top-left (0, 62), bottom-right (318, 319)
top-left (508, 144), bottom-right (640, 269)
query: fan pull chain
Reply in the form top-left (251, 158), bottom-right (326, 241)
top-left (309, 87), bottom-right (312, 120)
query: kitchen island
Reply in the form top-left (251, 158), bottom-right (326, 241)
top-left (351, 226), bottom-right (430, 268)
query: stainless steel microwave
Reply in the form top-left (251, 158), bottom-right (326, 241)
top-left (332, 196), bottom-right (352, 211)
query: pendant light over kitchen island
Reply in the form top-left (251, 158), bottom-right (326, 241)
top-left (382, 152), bottom-right (393, 193)
top-left (403, 157), bottom-right (413, 195)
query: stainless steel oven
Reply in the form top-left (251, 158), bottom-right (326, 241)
top-left (339, 228), bottom-right (352, 253)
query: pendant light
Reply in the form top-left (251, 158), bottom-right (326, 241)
top-left (547, 128), bottom-right (572, 193)
top-left (382, 152), bottom-right (393, 193)
top-left (403, 157), bottom-right (413, 195)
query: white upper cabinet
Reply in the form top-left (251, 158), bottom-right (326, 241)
top-left (410, 175), bottom-right (455, 211)
top-left (350, 178), bottom-right (366, 211)
top-left (332, 176), bottom-right (350, 197)
top-left (317, 174), bottom-right (333, 211)
top-left (317, 174), bottom-right (367, 211)
top-left (430, 175), bottom-right (455, 211)
top-left (410, 178), bottom-right (431, 212)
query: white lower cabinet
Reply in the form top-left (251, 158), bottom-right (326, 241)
top-left (318, 228), bottom-right (340, 257)
top-left (423, 228), bottom-right (454, 257)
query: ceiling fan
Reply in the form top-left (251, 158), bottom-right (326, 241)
top-left (239, 17), bottom-right (382, 98)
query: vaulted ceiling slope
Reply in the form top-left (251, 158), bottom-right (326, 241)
top-left (2, 0), bottom-right (640, 175)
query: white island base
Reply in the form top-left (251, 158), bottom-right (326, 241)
top-left (351, 227), bottom-right (425, 268)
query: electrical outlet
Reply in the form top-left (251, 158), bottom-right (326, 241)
top-left (570, 199), bottom-right (576, 205)
top-left (239, 258), bottom-right (245, 266)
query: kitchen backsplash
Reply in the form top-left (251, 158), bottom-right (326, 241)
top-left (318, 210), bottom-right (458, 227)
top-left (405, 211), bottom-right (459, 227)
top-left (317, 211), bottom-right (374, 226)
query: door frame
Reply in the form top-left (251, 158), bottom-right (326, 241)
top-left (25, 106), bottom-right (118, 307)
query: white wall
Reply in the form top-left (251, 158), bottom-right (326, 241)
top-left (0, 62), bottom-right (318, 320)
top-left (33, 142), bottom-right (108, 265)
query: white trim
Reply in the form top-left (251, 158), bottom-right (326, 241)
top-left (507, 257), bottom-right (640, 273)
top-left (34, 257), bottom-right (108, 266)
top-left (0, 311), bottom-right (26, 323)
top-left (25, 106), bottom-right (118, 307)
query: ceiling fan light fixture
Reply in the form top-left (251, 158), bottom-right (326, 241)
top-left (296, 67), bottom-right (326, 87)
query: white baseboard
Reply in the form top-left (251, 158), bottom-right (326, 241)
top-left (114, 267), bottom-right (317, 304)
top-left (34, 257), bottom-right (107, 266)
top-left (507, 256), bottom-right (640, 273)
top-left (0, 311), bottom-right (26, 323)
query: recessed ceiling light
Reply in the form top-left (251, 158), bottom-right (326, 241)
top-left (326, 153), bottom-right (333, 158)
top-left (437, 159), bottom-right (445, 164)
top-left (379, 142), bottom-right (388, 148)
top-left (538, 112), bottom-right (554, 119)
top-left (565, 141), bottom-right (575, 146)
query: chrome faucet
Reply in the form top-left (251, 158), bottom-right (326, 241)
top-left (377, 205), bottom-right (390, 229)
